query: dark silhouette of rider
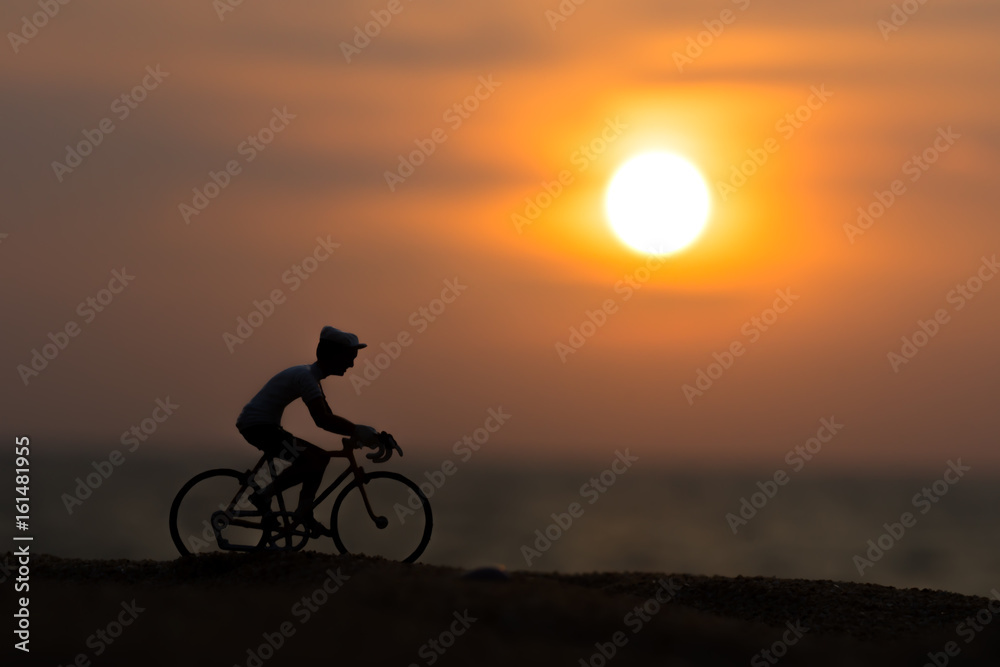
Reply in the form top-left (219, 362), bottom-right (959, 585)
top-left (235, 326), bottom-right (385, 528)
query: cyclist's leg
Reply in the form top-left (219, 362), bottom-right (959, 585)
top-left (239, 427), bottom-right (306, 493)
top-left (273, 433), bottom-right (328, 517)
top-left (239, 426), bottom-right (328, 515)
top-left (239, 425), bottom-right (284, 504)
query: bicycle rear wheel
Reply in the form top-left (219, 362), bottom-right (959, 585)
top-left (329, 471), bottom-right (432, 563)
top-left (169, 468), bottom-right (263, 556)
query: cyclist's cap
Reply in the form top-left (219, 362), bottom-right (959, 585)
top-left (320, 326), bottom-right (367, 349)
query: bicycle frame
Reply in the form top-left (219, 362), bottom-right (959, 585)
top-left (312, 440), bottom-right (383, 524)
top-left (213, 438), bottom-right (382, 551)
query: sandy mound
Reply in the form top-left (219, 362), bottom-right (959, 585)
top-left (15, 551), bottom-right (1000, 666)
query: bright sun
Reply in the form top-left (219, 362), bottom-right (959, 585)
top-left (605, 152), bottom-right (711, 255)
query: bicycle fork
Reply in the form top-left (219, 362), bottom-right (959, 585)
top-left (354, 468), bottom-right (389, 530)
top-left (338, 450), bottom-right (389, 530)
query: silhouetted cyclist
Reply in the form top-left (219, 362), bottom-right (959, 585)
top-left (236, 326), bottom-right (386, 531)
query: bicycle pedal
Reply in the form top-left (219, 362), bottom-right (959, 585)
top-left (291, 516), bottom-right (325, 538)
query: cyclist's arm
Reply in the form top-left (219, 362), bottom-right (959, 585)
top-left (304, 396), bottom-right (355, 435)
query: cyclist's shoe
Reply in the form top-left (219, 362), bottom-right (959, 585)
top-left (308, 520), bottom-right (326, 539)
top-left (248, 490), bottom-right (271, 515)
top-left (293, 512), bottom-right (325, 538)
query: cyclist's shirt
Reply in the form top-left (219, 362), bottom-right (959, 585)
top-left (236, 363), bottom-right (326, 429)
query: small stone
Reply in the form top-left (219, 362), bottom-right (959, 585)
top-left (462, 565), bottom-right (510, 582)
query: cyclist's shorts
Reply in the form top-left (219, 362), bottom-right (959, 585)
top-left (238, 425), bottom-right (314, 461)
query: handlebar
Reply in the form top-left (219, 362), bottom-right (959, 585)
top-left (342, 431), bottom-right (403, 463)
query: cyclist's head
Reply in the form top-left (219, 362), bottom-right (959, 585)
top-left (316, 326), bottom-right (366, 375)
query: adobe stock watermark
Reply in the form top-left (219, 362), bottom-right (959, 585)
top-left (179, 106), bottom-right (295, 224)
top-left (886, 254), bottom-right (998, 373)
top-left (16, 267), bottom-right (136, 386)
top-left (340, 0), bottom-right (415, 63)
top-left (923, 589), bottom-right (1000, 667)
top-left (61, 397), bottom-right (179, 514)
top-left (555, 252), bottom-right (666, 363)
top-left (751, 620), bottom-right (809, 667)
top-left (544, 0), bottom-right (589, 31)
top-left (578, 578), bottom-right (683, 667)
top-left (51, 65), bottom-right (170, 182)
top-left (844, 126), bottom-right (960, 243)
top-left (384, 75), bottom-right (501, 191)
top-left (394, 407), bottom-right (512, 525)
top-left (878, 0), bottom-right (931, 41)
top-left (682, 288), bottom-right (800, 405)
top-left (213, 0), bottom-right (249, 21)
top-left (348, 278), bottom-right (467, 394)
top-left (513, 116), bottom-right (628, 233)
top-left (726, 417), bottom-right (844, 535)
top-left (234, 568), bottom-right (349, 667)
top-left (7, 0), bottom-right (74, 55)
top-left (521, 449), bottom-right (638, 566)
top-left (853, 459), bottom-right (970, 576)
top-left (407, 610), bottom-right (477, 667)
top-left (12, 544), bottom-right (29, 652)
top-left (715, 85), bottom-right (832, 202)
top-left (223, 236), bottom-right (340, 353)
top-left (672, 0), bottom-right (752, 72)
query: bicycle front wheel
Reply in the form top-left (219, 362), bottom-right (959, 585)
top-left (329, 471), bottom-right (432, 563)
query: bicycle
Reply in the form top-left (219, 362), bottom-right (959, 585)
top-left (169, 434), bottom-right (432, 563)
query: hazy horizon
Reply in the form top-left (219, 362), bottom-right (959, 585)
top-left (11, 448), bottom-right (999, 596)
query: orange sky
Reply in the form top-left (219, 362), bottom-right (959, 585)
top-left (2, 0), bottom-right (999, 472)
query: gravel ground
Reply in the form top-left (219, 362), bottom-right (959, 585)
top-left (13, 551), bottom-right (1000, 666)
top-left (543, 571), bottom-right (993, 641)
